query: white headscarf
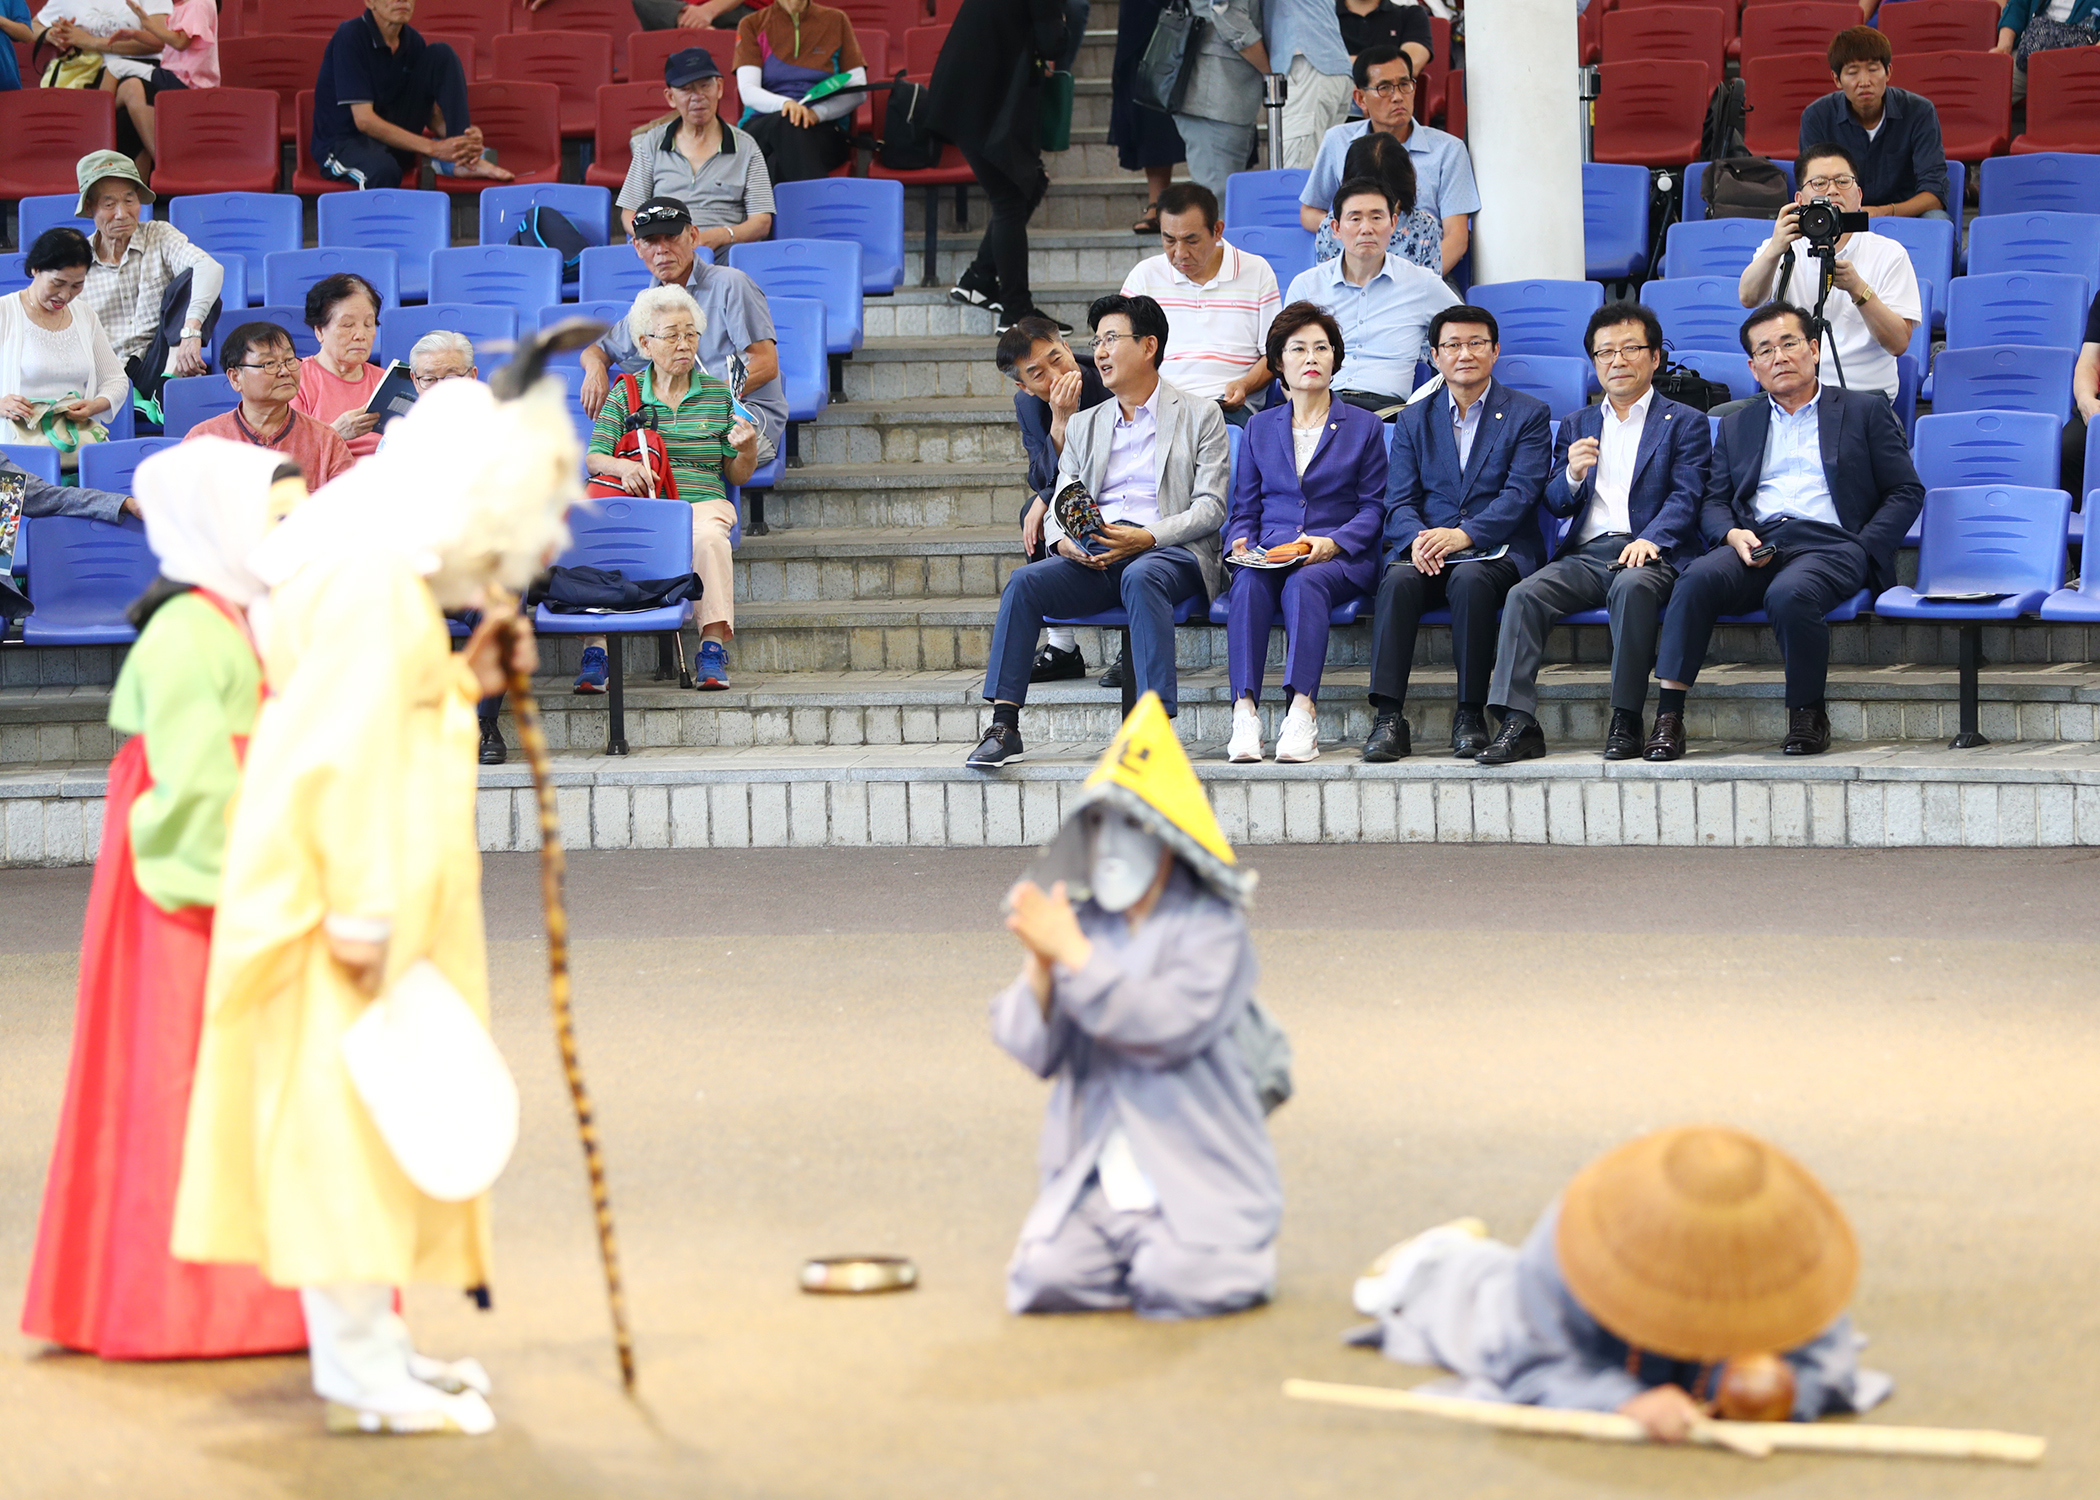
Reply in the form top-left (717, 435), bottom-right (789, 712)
top-left (135, 438), bottom-right (286, 607)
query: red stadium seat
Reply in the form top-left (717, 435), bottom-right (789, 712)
top-left (0, 90), bottom-right (114, 199)
top-left (2014, 46), bottom-right (2100, 154)
top-left (586, 82), bottom-right (677, 190)
top-left (1601, 5), bottom-right (1726, 77)
top-left (902, 22), bottom-right (947, 74)
top-left (1877, 0), bottom-right (2000, 55)
top-left (832, 0), bottom-right (919, 48)
top-left (1591, 58), bottom-right (1711, 166)
top-left (933, 0), bottom-right (963, 23)
top-left (492, 31), bottom-right (613, 139)
top-left (627, 26), bottom-right (738, 87)
top-left (150, 87), bottom-right (281, 196)
top-left (1416, 15), bottom-right (1450, 122)
top-left (520, 0), bottom-right (640, 78)
top-left (292, 90), bottom-right (356, 195)
top-left (1903, 48), bottom-right (2013, 160)
top-left (416, 33), bottom-right (483, 80)
top-left (1742, 51), bottom-right (1832, 158)
top-left (432, 80), bottom-right (563, 193)
top-left (1734, 3), bottom-right (1858, 64)
top-left (1445, 67), bottom-right (1465, 140)
top-left (865, 72), bottom-right (976, 285)
top-left (219, 35), bottom-right (330, 142)
top-left (410, 0), bottom-right (510, 77)
top-left (256, 0), bottom-right (354, 37)
top-left (219, 0), bottom-right (245, 39)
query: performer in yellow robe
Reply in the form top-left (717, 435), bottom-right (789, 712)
top-left (172, 366), bottom-right (581, 1437)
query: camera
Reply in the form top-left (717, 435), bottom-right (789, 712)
top-left (1795, 197), bottom-right (1870, 252)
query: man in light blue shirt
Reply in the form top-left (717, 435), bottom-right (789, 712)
top-left (1286, 176), bottom-right (1459, 408)
top-left (1265, 0), bottom-right (1354, 169)
top-left (1752, 395), bottom-right (1842, 529)
top-left (1297, 45), bottom-right (1479, 273)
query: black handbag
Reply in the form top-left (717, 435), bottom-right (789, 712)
top-left (1134, 0), bottom-right (1204, 116)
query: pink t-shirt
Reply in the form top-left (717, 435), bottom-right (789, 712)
top-left (162, 0), bottom-right (219, 88)
top-left (291, 355), bottom-right (381, 459)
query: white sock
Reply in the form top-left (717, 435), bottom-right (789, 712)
top-left (1234, 697), bottom-right (1260, 721)
top-left (1045, 627), bottom-right (1077, 653)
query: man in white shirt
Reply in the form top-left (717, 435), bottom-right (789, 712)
top-left (1119, 183), bottom-right (1281, 427)
top-left (1737, 143), bottom-right (1921, 400)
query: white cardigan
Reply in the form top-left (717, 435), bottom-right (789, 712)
top-left (0, 290), bottom-right (131, 420)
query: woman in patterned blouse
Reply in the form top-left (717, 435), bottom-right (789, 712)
top-left (1312, 129), bottom-right (1442, 273)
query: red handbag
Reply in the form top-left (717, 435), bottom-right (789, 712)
top-left (585, 371), bottom-right (679, 500)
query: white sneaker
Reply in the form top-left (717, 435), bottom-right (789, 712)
top-left (323, 1381), bottom-right (497, 1436)
top-left (1275, 704), bottom-right (1320, 763)
top-left (1351, 1217), bottom-right (1490, 1317)
top-left (1227, 705), bottom-right (1263, 763)
top-left (408, 1352), bottom-right (492, 1397)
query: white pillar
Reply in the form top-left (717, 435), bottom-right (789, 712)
top-left (1462, 0), bottom-right (1586, 286)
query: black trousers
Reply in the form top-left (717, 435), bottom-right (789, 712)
top-left (955, 143), bottom-right (1049, 314)
top-left (743, 111), bottom-right (851, 184)
top-left (1653, 518), bottom-right (1868, 708)
top-left (317, 44), bottom-right (472, 190)
top-left (1367, 555), bottom-right (1523, 710)
top-left (125, 267), bottom-right (219, 403)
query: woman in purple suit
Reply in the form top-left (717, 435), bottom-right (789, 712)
top-left (1224, 301), bottom-right (1389, 764)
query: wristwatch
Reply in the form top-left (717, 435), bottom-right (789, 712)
top-left (1852, 286), bottom-right (1875, 308)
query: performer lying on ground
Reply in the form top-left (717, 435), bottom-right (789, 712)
top-left (1346, 1124), bottom-right (1891, 1441)
top-left (991, 693), bottom-right (1283, 1320)
top-left (171, 353), bottom-right (581, 1436)
top-left (21, 439), bottom-right (307, 1361)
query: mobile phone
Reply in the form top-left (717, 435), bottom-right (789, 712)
top-left (1749, 542), bottom-right (1777, 562)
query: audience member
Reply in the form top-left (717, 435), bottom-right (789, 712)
top-left (100, 0), bottom-right (218, 164)
top-left (1312, 129), bottom-right (1442, 271)
top-left (291, 273), bottom-right (383, 460)
top-left (0, 451), bottom-right (137, 549)
top-left (311, 0), bottom-right (511, 189)
top-left (1737, 144), bottom-right (1920, 402)
top-left (966, 293), bottom-right (1228, 768)
top-left (1286, 175), bottom-right (1458, 411)
top-left (1299, 44), bottom-right (1478, 274)
top-left (1335, 0), bottom-right (1431, 70)
top-left (1361, 304), bottom-right (1552, 763)
top-left (1647, 303), bottom-right (1921, 762)
top-left (0, 1), bottom-right (29, 92)
top-left (628, 0), bottom-right (764, 31)
top-left (76, 151), bottom-right (222, 407)
top-left (1797, 28), bottom-right (1949, 221)
top-left (1267, 0), bottom-right (1354, 170)
top-left (1169, 0), bottom-right (1270, 200)
top-left (27, 0), bottom-right (166, 117)
top-left (931, 0), bottom-right (1069, 331)
top-left (1995, 0), bottom-right (2100, 104)
top-left (579, 283), bottom-right (759, 695)
top-left (998, 315), bottom-right (1112, 682)
top-left (580, 197), bottom-right (786, 462)
top-left (1480, 302), bottom-right (1710, 767)
top-left (408, 329), bottom-right (477, 390)
top-left (0, 228), bottom-right (129, 468)
top-left (1119, 183), bottom-right (1282, 424)
top-left (618, 49), bottom-right (775, 247)
top-left (732, 0), bottom-right (866, 183)
top-left (1223, 302), bottom-right (1388, 764)
top-left (182, 321), bottom-right (356, 487)
top-left (1110, 0), bottom-right (1186, 234)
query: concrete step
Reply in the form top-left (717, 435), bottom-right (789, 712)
top-left (842, 335), bottom-right (1016, 402)
top-left (734, 526), bottom-right (1023, 601)
top-left (902, 229), bottom-right (1156, 291)
top-left (765, 461), bottom-right (1030, 530)
top-left (861, 284), bottom-right (1126, 339)
top-left (798, 396), bottom-right (1023, 466)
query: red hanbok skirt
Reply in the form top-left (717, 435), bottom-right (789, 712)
top-left (20, 735), bottom-right (307, 1359)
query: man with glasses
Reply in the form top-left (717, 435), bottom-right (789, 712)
top-left (1477, 302), bottom-right (1708, 766)
top-left (181, 321), bottom-right (355, 487)
top-left (1646, 303), bottom-right (1921, 761)
top-left (1361, 305), bottom-right (1551, 762)
top-left (1736, 144), bottom-right (1920, 401)
top-left (407, 329), bottom-right (477, 391)
top-left (1297, 44), bottom-right (1478, 275)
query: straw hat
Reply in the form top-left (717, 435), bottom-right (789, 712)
top-left (1554, 1126), bottom-right (1858, 1362)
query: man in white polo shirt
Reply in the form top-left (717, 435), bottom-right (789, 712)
top-left (1119, 182), bottom-right (1281, 428)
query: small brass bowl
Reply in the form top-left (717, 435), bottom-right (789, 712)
top-left (800, 1256), bottom-right (919, 1295)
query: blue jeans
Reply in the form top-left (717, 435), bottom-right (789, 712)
top-left (985, 544), bottom-right (1205, 713)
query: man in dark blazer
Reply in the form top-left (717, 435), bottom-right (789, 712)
top-left (1479, 302), bottom-right (1710, 766)
top-left (1363, 305), bottom-right (1553, 762)
top-left (999, 315), bottom-right (1111, 681)
top-left (1647, 302), bottom-right (1923, 760)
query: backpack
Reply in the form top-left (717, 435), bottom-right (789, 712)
top-left (1699, 76), bottom-right (1750, 162)
top-left (583, 372), bottom-right (680, 500)
top-left (877, 73), bottom-right (943, 171)
top-left (1653, 354), bottom-right (1732, 413)
top-left (510, 205), bottom-right (590, 276)
top-left (1703, 156), bottom-right (1792, 220)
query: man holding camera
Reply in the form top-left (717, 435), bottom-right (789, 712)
top-left (1737, 144), bottom-right (1920, 401)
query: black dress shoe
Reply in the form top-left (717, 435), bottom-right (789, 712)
top-left (1475, 716), bottom-right (1545, 766)
top-left (1643, 710), bottom-right (1686, 762)
top-left (1782, 705), bottom-right (1831, 756)
top-left (1099, 650), bottom-right (1127, 689)
top-left (1450, 706), bottom-right (1490, 759)
top-left (1603, 708), bottom-right (1644, 761)
top-left (1029, 643), bottom-right (1086, 682)
top-left (1361, 712), bottom-right (1410, 763)
top-left (478, 721), bottom-right (507, 766)
top-left (966, 723), bottom-right (1025, 768)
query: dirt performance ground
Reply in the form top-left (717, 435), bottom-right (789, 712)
top-left (2, 845), bottom-right (2096, 1500)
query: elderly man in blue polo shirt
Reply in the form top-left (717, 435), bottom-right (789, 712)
top-left (312, 0), bottom-right (511, 189)
top-left (1285, 174), bottom-right (1458, 413)
top-left (1297, 44), bottom-right (1477, 274)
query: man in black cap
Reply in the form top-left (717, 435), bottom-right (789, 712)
top-left (578, 197), bottom-right (788, 463)
top-left (617, 49), bottom-right (776, 248)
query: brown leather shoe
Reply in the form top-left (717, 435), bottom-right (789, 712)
top-left (1782, 705), bottom-right (1831, 756)
top-left (1642, 710), bottom-right (1686, 762)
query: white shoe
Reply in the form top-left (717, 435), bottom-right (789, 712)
top-left (323, 1381), bottom-right (497, 1436)
top-left (408, 1352), bottom-right (492, 1397)
top-left (1352, 1217), bottom-right (1490, 1317)
top-left (1275, 704), bottom-right (1320, 763)
top-left (1227, 705), bottom-right (1263, 763)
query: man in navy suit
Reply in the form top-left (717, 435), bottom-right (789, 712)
top-left (1479, 302), bottom-right (1710, 766)
top-left (1647, 302), bottom-right (1923, 760)
top-left (1362, 305), bottom-right (1553, 761)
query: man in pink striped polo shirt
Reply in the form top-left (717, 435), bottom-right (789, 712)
top-left (1118, 182), bottom-right (1282, 429)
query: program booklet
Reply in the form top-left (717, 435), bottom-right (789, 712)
top-left (362, 360), bottom-right (420, 432)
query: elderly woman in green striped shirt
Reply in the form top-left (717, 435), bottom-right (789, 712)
top-left (582, 283), bottom-right (759, 693)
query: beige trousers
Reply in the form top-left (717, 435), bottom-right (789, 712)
top-left (690, 495), bottom-right (736, 636)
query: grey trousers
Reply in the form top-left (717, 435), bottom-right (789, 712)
top-left (1006, 1182), bottom-right (1276, 1321)
top-left (1487, 535), bottom-right (1676, 718)
top-left (1173, 112), bottom-right (1259, 198)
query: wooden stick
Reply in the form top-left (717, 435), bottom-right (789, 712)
top-left (1281, 1380), bottom-right (2045, 1465)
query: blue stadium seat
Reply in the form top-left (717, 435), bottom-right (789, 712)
top-left (1966, 212), bottom-right (2100, 289)
top-left (16, 193), bottom-right (154, 248)
top-left (536, 298), bottom-right (629, 387)
top-left (1661, 219), bottom-right (1770, 280)
top-left (79, 437), bottom-right (179, 496)
top-left (766, 295), bottom-right (829, 423)
top-left (1582, 161), bottom-right (1652, 280)
top-left (728, 239), bottom-right (864, 354)
top-left (1672, 347), bottom-right (1759, 400)
top-left (378, 303), bottom-right (521, 368)
top-left (160, 374), bottom-right (240, 437)
top-left (20, 515), bottom-right (158, 645)
top-left (0, 444), bottom-right (62, 483)
top-left (214, 306), bottom-right (319, 364)
top-left (1470, 279), bottom-right (1604, 361)
top-left (1906, 407), bottom-right (2059, 543)
top-left (772, 177), bottom-right (905, 294)
top-left (1223, 169), bottom-right (1312, 230)
top-left (1679, 159), bottom-right (1795, 224)
top-left (317, 188), bottom-right (448, 303)
top-left (1945, 271), bottom-right (2090, 351)
top-left (215, 253), bottom-right (249, 321)
top-left (478, 182), bottom-right (614, 255)
top-left (578, 244), bottom-right (655, 304)
top-left (1978, 150), bottom-right (2100, 216)
top-left (169, 192), bottom-right (300, 304)
top-left (1930, 344), bottom-right (2078, 420)
top-left (105, 388), bottom-right (134, 441)
top-left (263, 248), bottom-right (402, 311)
top-left (1875, 214), bottom-right (1955, 331)
top-left (0, 253), bottom-right (26, 296)
top-left (1490, 354), bottom-right (1592, 418)
top-left (1233, 225), bottom-right (1317, 296)
top-left (1642, 276), bottom-right (1749, 356)
top-left (429, 245), bottom-right (564, 318)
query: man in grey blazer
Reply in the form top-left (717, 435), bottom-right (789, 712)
top-left (969, 293), bottom-right (1230, 768)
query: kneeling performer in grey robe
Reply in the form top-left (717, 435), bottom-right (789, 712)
top-left (990, 694), bottom-right (1284, 1321)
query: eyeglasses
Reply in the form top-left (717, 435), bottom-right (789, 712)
top-left (1749, 334), bottom-right (1812, 361)
top-left (1802, 175), bottom-right (1858, 192)
top-left (641, 328), bottom-right (700, 346)
top-left (1590, 343), bottom-right (1652, 363)
top-left (1094, 331), bottom-right (1143, 349)
top-left (1436, 337), bottom-right (1494, 354)
top-left (233, 358), bottom-right (301, 375)
top-left (1363, 78), bottom-right (1417, 98)
top-left (411, 366), bottom-right (473, 388)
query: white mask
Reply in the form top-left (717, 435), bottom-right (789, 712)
top-left (1089, 810), bottom-right (1164, 912)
